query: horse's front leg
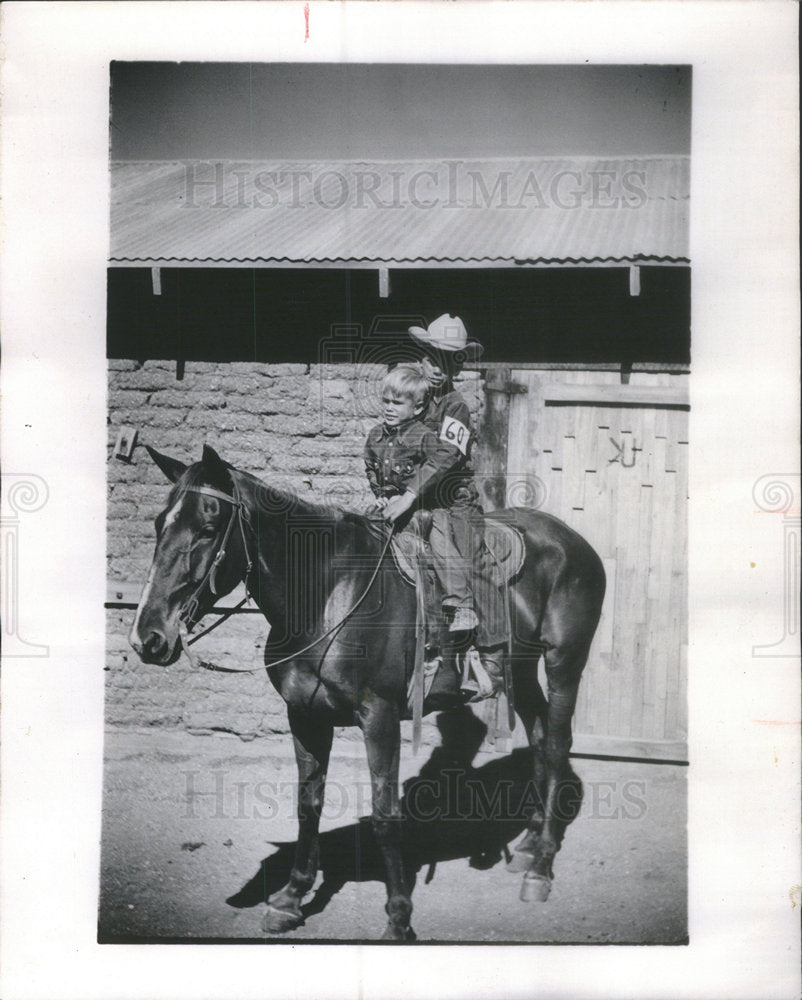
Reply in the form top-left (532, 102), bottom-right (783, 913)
top-left (263, 707), bottom-right (333, 933)
top-left (359, 698), bottom-right (415, 942)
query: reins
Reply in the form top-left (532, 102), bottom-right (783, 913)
top-left (176, 483), bottom-right (395, 674)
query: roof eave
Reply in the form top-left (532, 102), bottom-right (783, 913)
top-left (108, 256), bottom-right (690, 269)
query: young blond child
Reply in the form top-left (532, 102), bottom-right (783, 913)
top-left (364, 365), bottom-right (440, 523)
top-left (364, 362), bottom-right (504, 700)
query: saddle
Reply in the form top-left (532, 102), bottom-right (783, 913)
top-left (390, 513), bottom-right (525, 590)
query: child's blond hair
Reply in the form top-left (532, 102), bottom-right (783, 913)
top-left (381, 364), bottom-right (430, 407)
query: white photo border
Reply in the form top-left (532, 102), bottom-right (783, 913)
top-left (1, 3), bottom-right (799, 999)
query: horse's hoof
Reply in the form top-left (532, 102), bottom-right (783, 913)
top-left (381, 924), bottom-right (416, 942)
top-left (263, 904), bottom-right (304, 933)
top-left (520, 872), bottom-right (551, 902)
top-left (506, 848), bottom-right (535, 873)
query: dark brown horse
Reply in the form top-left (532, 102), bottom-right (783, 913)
top-left (130, 445), bottom-right (605, 940)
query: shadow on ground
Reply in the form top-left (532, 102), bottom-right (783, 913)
top-left (227, 708), bottom-right (582, 923)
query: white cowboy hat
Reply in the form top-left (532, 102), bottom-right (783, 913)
top-left (408, 314), bottom-right (484, 361)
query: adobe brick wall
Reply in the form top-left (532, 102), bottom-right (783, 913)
top-left (106, 360), bottom-right (486, 744)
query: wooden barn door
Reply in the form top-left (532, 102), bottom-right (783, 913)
top-left (505, 370), bottom-right (689, 761)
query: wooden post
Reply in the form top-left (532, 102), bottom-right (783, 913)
top-left (378, 266), bottom-right (390, 299)
top-left (151, 266), bottom-right (162, 296)
top-left (629, 265), bottom-right (641, 296)
top-left (477, 368), bottom-right (515, 511)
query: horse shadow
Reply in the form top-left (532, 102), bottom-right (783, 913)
top-left (227, 708), bottom-right (583, 921)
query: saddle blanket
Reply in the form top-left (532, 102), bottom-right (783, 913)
top-left (390, 515), bottom-right (525, 589)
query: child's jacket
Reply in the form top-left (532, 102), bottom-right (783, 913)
top-left (364, 417), bottom-right (469, 503)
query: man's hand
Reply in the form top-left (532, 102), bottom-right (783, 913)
top-left (383, 491), bottom-right (416, 524)
top-left (374, 496), bottom-right (389, 511)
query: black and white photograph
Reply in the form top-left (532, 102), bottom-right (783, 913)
top-left (0, 2), bottom-right (798, 998)
top-left (101, 62), bottom-right (690, 944)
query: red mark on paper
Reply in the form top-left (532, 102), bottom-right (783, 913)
top-left (304, 2), bottom-right (310, 41)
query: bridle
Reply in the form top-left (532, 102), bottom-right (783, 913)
top-left (173, 479), bottom-right (395, 674)
top-left (176, 481), bottom-right (254, 649)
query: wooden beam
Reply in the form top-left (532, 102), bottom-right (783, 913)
top-left (465, 361), bottom-right (691, 374)
top-left (570, 733), bottom-right (688, 764)
top-left (151, 266), bottom-right (162, 295)
top-left (378, 266), bottom-right (390, 298)
top-left (544, 383), bottom-right (689, 409)
top-left (629, 264), bottom-right (641, 296)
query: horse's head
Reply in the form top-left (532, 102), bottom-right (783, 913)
top-left (129, 444), bottom-right (251, 665)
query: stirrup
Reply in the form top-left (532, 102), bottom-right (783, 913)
top-left (460, 646), bottom-right (505, 702)
top-left (459, 647), bottom-right (500, 701)
top-left (462, 677), bottom-right (502, 703)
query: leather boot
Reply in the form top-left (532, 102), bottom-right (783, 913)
top-left (449, 606), bottom-right (479, 633)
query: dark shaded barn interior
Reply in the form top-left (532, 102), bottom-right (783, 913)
top-left (107, 265), bottom-right (690, 365)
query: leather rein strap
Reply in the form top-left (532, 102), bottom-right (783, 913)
top-left (176, 484), bottom-right (395, 674)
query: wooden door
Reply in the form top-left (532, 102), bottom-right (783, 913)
top-left (506, 370), bottom-right (689, 760)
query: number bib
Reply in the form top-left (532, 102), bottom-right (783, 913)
top-left (439, 415), bottom-right (470, 455)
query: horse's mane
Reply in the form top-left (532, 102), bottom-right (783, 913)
top-left (177, 460), bottom-right (372, 531)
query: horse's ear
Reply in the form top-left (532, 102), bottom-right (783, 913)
top-left (146, 446), bottom-right (187, 483)
top-left (201, 444), bottom-right (231, 484)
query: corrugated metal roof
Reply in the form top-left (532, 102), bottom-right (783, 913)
top-left (110, 157), bottom-right (689, 266)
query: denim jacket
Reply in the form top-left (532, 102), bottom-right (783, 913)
top-left (364, 416), bottom-right (477, 509)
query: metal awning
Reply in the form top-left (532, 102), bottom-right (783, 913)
top-left (110, 156), bottom-right (689, 268)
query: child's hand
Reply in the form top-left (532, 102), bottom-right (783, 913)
top-left (374, 496), bottom-right (388, 510)
top-left (383, 491), bottom-right (416, 524)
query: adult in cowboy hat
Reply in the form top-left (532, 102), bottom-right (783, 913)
top-left (408, 313), bottom-right (484, 364)
top-left (406, 314), bottom-right (506, 700)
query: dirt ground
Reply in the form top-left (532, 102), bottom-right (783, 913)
top-left (98, 726), bottom-right (687, 945)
